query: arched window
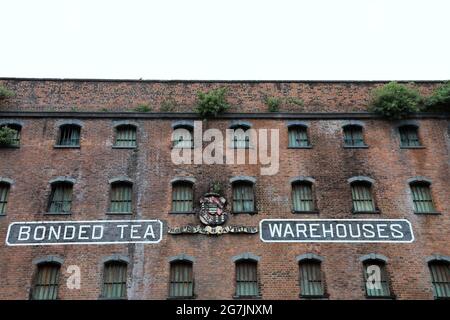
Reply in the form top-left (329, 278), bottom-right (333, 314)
top-left (343, 125), bottom-right (365, 147)
top-left (231, 125), bottom-right (250, 149)
top-left (47, 181), bottom-right (73, 214)
top-left (410, 181), bottom-right (436, 213)
top-left (109, 181), bottom-right (133, 213)
top-left (399, 125), bottom-right (420, 147)
top-left (57, 124), bottom-right (81, 147)
top-left (31, 262), bottom-right (61, 300)
top-left (235, 260), bottom-right (259, 297)
top-left (102, 261), bottom-right (127, 299)
top-left (0, 123), bottom-right (21, 147)
top-left (428, 260), bottom-right (450, 299)
top-left (299, 259), bottom-right (324, 297)
top-left (0, 182), bottom-right (10, 215)
top-left (232, 181), bottom-right (255, 213)
top-left (362, 260), bottom-right (391, 298)
top-left (351, 181), bottom-right (376, 212)
top-left (114, 125), bottom-right (137, 147)
top-left (292, 181), bottom-right (315, 212)
top-left (172, 125), bottom-right (193, 149)
top-left (171, 181), bottom-right (194, 213)
top-left (288, 125), bottom-right (310, 148)
top-left (169, 261), bottom-right (194, 298)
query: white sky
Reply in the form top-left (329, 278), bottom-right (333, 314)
top-left (1, 0), bottom-right (449, 80)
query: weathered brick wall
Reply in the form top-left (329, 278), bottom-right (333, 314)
top-left (0, 79), bottom-right (449, 300)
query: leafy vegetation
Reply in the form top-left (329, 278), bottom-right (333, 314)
top-left (134, 104), bottom-right (152, 112)
top-left (195, 87), bottom-right (230, 118)
top-left (425, 81), bottom-right (450, 112)
top-left (0, 126), bottom-right (16, 146)
top-left (160, 98), bottom-right (177, 112)
top-left (265, 96), bottom-right (304, 112)
top-left (0, 86), bottom-right (15, 99)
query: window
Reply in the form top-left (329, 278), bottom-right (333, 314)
top-left (231, 126), bottom-right (250, 149)
top-left (343, 125), bottom-right (365, 147)
top-left (235, 260), bottom-right (259, 297)
top-left (57, 124), bottom-right (80, 146)
top-left (232, 181), bottom-right (255, 213)
top-left (114, 125), bottom-right (136, 147)
top-left (292, 182), bottom-right (314, 212)
top-left (109, 182), bottom-right (132, 213)
top-left (410, 182), bottom-right (436, 213)
top-left (172, 181), bottom-right (194, 213)
top-left (0, 182), bottom-right (10, 215)
top-left (169, 261), bottom-right (194, 298)
top-left (172, 126), bottom-right (193, 149)
top-left (288, 126), bottom-right (309, 147)
top-left (363, 261), bottom-right (391, 298)
top-left (47, 182), bottom-right (73, 213)
top-left (0, 124), bottom-right (21, 146)
top-left (428, 261), bottom-right (450, 299)
top-left (102, 261), bottom-right (127, 299)
top-left (351, 181), bottom-right (375, 212)
top-left (299, 260), bottom-right (324, 297)
top-left (32, 263), bottom-right (60, 300)
top-left (399, 125), bottom-right (420, 147)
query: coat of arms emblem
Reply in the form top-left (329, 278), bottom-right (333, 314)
top-left (198, 193), bottom-right (228, 226)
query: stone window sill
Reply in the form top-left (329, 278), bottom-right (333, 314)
top-left (414, 211), bottom-right (441, 215)
top-left (400, 146), bottom-right (425, 149)
top-left (0, 145), bottom-right (20, 149)
top-left (365, 295), bottom-right (396, 300)
top-left (292, 210), bottom-right (319, 214)
top-left (343, 145), bottom-right (369, 149)
top-left (106, 211), bottom-right (133, 215)
top-left (232, 211), bottom-right (258, 215)
top-left (352, 210), bottom-right (380, 214)
top-left (169, 211), bottom-right (196, 215)
top-left (54, 145), bottom-right (80, 149)
top-left (112, 146), bottom-right (137, 149)
top-left (299, 294), bottom-right (329, 299)
top-left (167, 295), bottom-right (196, 300)
top-left (232, 295), bottom-right (262, 300)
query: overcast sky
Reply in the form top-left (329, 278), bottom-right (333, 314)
top-left (1, 0), bottom-right (449, 80)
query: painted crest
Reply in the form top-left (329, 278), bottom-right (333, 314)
top-left (198, 192), bottom-right (228, 226)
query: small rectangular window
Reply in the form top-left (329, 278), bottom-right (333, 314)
top-left (102, 262), bottom-right (127, 299)
top-left (292, 183), bottom-right (314, 212)
top-left (169, 262), bottom-right (194, 298)
top-left (399, 126), bottom-right (420, 147)
top-left (429, 262), bottom-right (450, 298)
top-left (232, 128), bottom-right (250, 149)
top-left (173, 127), bottom-right (193, 149)
top-left (57, 125), bottom-right (80, 146)
top-left (351, 183), bottom-right (375, 212)
top-left (48, 183), bottom-right (72, 213)
top-left (288, 127), bottom-right (309, 147)
top-left (411, 183), bottom-right (435, 213)
top-left (363, 262), bottom-right (391, 297)
top-left (110, 183), bottom-right (132, 213)
top-left (235, 261), bottom-right (259, 297)
top-left (0, 183), bottom-right (10, 215)
top-left (172, 182), bottom-right (193, 212)
top-left (32, 263), bottom-right (60, 300)
top-left (233, 182), bottom-right (255, 213)
top-left (115, 126), bottom-right (136, 147)
top-left (344, 126), bottom-right (365, 147)
top-left (299, 261), bottom-right (324, 296)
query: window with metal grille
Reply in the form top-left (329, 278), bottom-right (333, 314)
top-left (109, 182), bottom-right (132, 213)
top-left (399, 125), bottom-right (420, 147)
top-left (0, 182), bottom-right (10, 215)
top-left (32, 263), bottom-right (60, 300)
top-left (292, 182), bottom-right (314, 212)
top-left (172, 181), bottom-right (194, 212)
top-left (102, 261), bottom-right (127, 299)
top-left (115, 125), bottom-right (137, 147)
top-left (47, 182), bottom-right (73, 213)
top-left (343, 125), bottom-right (365, 147)
top-left (172, 126), bottom-right (194, 149)
top-left (0, 124), bottom-right (21, 146)
top-left (232, 181), bottom-right (255, 213)
top-left (299, 260), bottom-right (324, 297)
top-left (363, 261), bottom-right (391, 298)
top-left (57, 124), bottom-right (80, 146)
top-left (429, 261), bottom-right (450, 298)
top-left (288, 126), bottom-right (309, 147)
top-left (169, 261), bottom-right (194, 298)
top-left (235, 260), bottom-right (259, 297)
top-left (231, 126), bottom-right (250, 149)
top-left (351, 181), bottom-right (376, 212)
top-left (410, 182), bottom-right (436, 213)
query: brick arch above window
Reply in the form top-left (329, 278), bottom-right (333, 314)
top-left (232, 252), bottom-right (260, 263)
top-left (359, 253), bottom-right (388, 263)
top-left (229, 120), bottom-right (252, 129)
top-left (113, 120), bottom-right (138, 128)
top-left (230, 176), bottom-right (256, 184)
top-left (0, 177), bottom-right (14, 185)
top-left (55, 119), bottom-right (84, 128)
top-left (172, 120), bottom-right (194, 129)
top-left (108, 177), bottom-right (133, 184)
top-left (347, 176), bottom-right (375, 185)
top-left (342, 120), bottom-right (366, 128)
top-left (426, 255), bottom-right (450, 264)
top-left (170, 177), bottom-right (196, 185)
top-left (32, 255), bottom-right (64, 265)
top-left (395, 120), bottom-right (419, 128)
top-left (290, 176), bottom-right (315, 184)
top-left (49, 176), bottom-right (76, 185)
top-left (0, 120), bottom-right (23, 127)
top-left (296, 253), bottom-right (324, 262)
top-left (101, 254), bottom-right (130, 265)
top-left (286, 120), bottom-right (309, 128)
top-left (407, 176), bottom-right (433, 185)
top-left (169, 254), bottom-right (195, 263)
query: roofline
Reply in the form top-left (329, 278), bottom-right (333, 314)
top-left (0, 77), bottom-right (447, 84)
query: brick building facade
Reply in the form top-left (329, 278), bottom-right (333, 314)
top-left (0, 78), bottom-right (449, 300)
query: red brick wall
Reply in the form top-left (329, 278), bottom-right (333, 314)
top-left (0, 80), bottom-right (449, 300)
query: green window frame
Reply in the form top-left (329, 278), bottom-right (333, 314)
top-left (109, 182), bottom-right (133, 213)
top-left (399, 125), bottom-right (420, 147)
top-left (429, 262), bottom-right (450, 299)
top-left (169, 261), bottom-right (194, 298)
top-left (288, 126), bottom-right (309, 147)
top-left (363, 261), bottom-right (391, 298)
top-left (235, 260), bottom-right (259, 297)
top-left (172, 126), bottom-right (193, 149)
top-left (351, 182), bottom-right (375, 212)
top-left (0, 182), bottom-right (10, 215)
top-left (299, 260), bottom-right (324, 297)
top-left (102, 261), bottom-right (127, 299)
top-left (115, 125), bottom-right (137, 147)
top-left (232, 181), bottom-right (255, 213)
top-left (171, 182), bottom-right (194, 213)
top-left (48, 182), bottom-right (73, 213)
top-left (410, 182), bottom-right (436, 213)
top-left (343, 125), bottom-right (365, 147)
top-left (292, 182), bottom-right (314, 212)
top-left (32, 263), bottom-right (60, 300)
top-left (57, 124), bottom-right (80, 146)
top-left (232, 126), bottom-right (250, 149)
top-left (0, 124), bottom-right (21, 146)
